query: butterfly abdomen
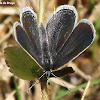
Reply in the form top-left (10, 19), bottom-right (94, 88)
top-left (39, 24), bottom-right (53, 71)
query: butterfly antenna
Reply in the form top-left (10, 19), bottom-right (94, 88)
top-left (51, 72), bottom-right (72, 93)
top-left (25, 71), bottom-right (46, 94)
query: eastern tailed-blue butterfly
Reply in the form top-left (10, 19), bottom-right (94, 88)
top-left (13, 5), bottom-right (95, 93)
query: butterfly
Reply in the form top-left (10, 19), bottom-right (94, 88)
top-left (13, 5), bottom-right (95, 93)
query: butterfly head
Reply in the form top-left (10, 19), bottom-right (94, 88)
top-left (45, 69), bottom-right (52, 79)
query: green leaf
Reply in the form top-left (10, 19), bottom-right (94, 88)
top-left (4, 46), bottom-right (43, 80)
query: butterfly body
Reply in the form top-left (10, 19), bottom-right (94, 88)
top-left (39, 24), bottom-right (52, 71)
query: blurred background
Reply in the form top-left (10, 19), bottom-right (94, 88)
top-left (0, 0), bottom-right (100, 100)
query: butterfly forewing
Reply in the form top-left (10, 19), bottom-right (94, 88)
top-left (20, 7), bottom-right (42, 58)
top-left (46, 5), bottom-right (77, 62)
top-left (52, 19), bottom-right (95, 70)
top-left (14, 7), bottom-right (43, 69)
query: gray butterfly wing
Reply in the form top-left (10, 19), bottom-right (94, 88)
top-left (46, 5), bottom-right (77, 64)
top-left (52, 19), bottom-right (95, 70)
top-left (13, 7), bottom-right (43, 68)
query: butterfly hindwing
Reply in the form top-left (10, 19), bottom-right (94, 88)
top-left (53, 19), bottom-right (95, 70)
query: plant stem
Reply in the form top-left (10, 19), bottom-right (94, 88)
top-left (81, 78), bottom-right (91, 100)
top-left (38, 0), bottom-right (49, 99)
top-left (13, 76), bottom-right (21, 100)
top-left (41, 79), bottom-right (49, 100)
top-left (38, 0), bottom-right (45, 26)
